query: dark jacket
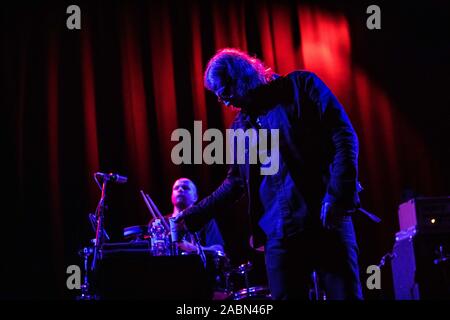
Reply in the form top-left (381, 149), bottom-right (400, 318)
top-left (183, 71), bottom-right (362, 248)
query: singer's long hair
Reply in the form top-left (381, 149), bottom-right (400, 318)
top-left (204, 48), bottom-right (274, 98)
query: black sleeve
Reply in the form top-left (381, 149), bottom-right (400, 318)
top-left (299, 71), bottom-right (360, 209)
top-left (183, 164), bottom-right (246, 232)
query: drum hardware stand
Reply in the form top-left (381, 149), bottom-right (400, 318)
top-left (214, 252), bottom-right (233, 294)
top-left (236, 261), bottom-right (253, 297)
top-left (434, 245), bottom-right (450, 291)
top-left (434, 245), bottom-right (450, 265)
top-left (309, 270), bottom-right (326, 301)
top-left (89, 213), bottom-right (110, 241)
top-left (76, 246), bottom-right (96, 300)
top-left (223, 270), bottom-right (234, 295)
top-left (91, 173), bottom-right (113, 272)
top-left (193, 232), bottom-right (207, 268)
top-left (75, 212), bottom-right (109, 300)
top-left (91, 172), bottom-right (127, 271)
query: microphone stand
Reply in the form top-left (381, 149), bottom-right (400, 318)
top-left (91, 175), bottom-right (109, 272)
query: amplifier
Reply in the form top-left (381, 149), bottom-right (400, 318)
top-left (391, 228), bottom-right (450, 300)
top-left (398, 197), bottom-right (450, 233)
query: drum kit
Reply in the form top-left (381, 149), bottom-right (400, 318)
top-left (77, 172), bottom-right (271, 300)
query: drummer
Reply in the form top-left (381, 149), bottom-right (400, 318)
top-left (149, 178), bottom-right (225, 255)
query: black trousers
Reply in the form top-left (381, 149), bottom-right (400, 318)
top-left (264, 216), bottom-right (363, 300)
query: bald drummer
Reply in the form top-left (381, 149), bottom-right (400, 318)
top-left (150, 178), bottom-right (225, 254)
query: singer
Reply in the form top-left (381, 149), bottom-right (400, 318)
top-left (174, 48), bottom-right (377, 300)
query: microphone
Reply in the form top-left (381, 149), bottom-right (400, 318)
top-left (95, 172), bottom-right (128, 184)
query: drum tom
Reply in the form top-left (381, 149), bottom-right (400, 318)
top-left (204, 250), bottom-right (233, 294)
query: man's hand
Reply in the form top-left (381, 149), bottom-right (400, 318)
top-left (321, 201), bottom-right (356, 229)
top-left (320, 202), bottom-right (335, 229)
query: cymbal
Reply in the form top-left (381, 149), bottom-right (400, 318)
top-left (123, 225), bottom-right (149, 239)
